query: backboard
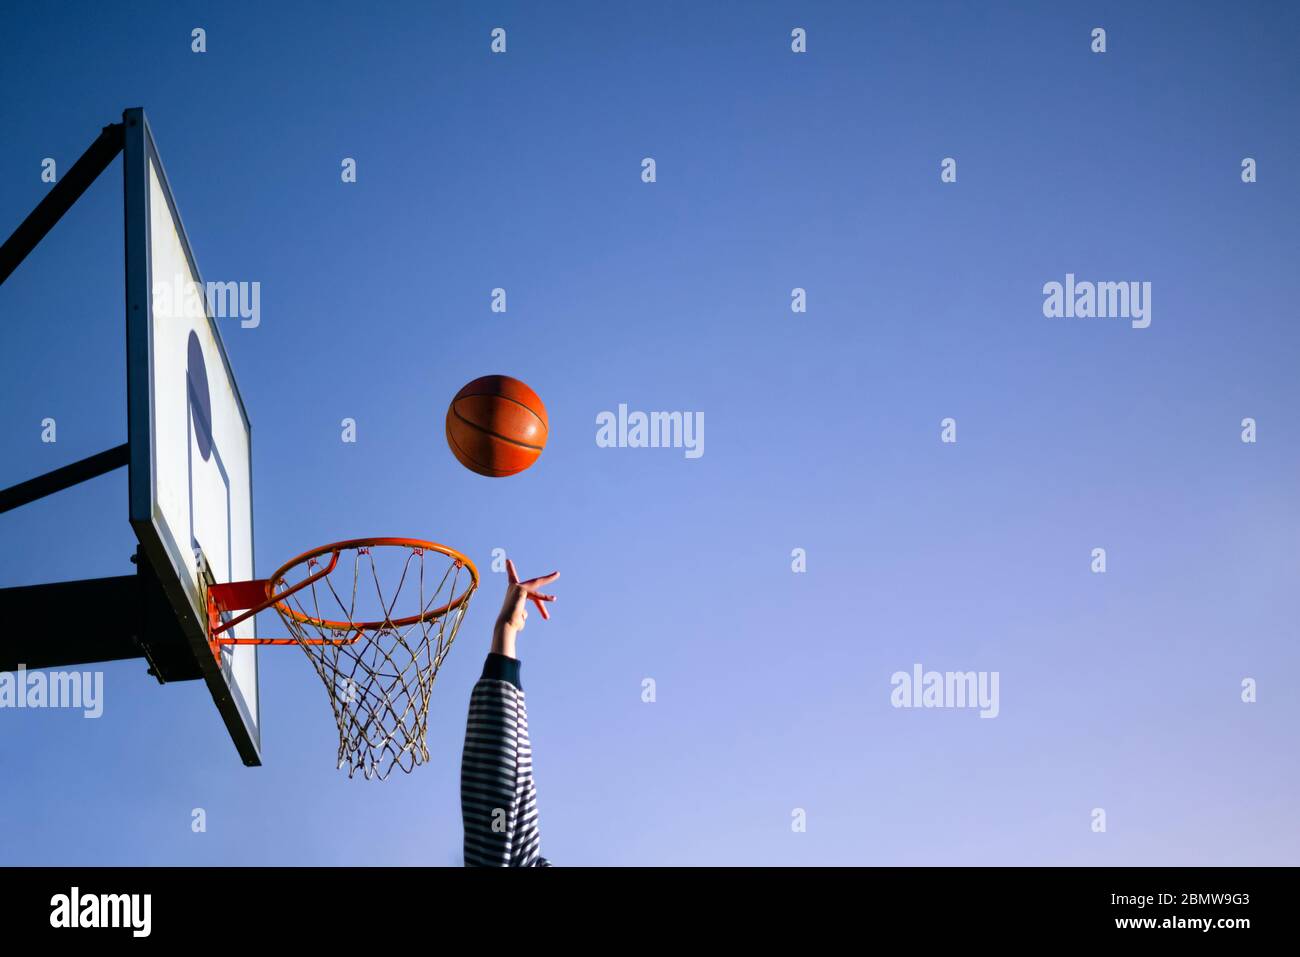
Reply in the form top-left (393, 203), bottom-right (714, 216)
top-left (123, 109), bottom-right (261, 765)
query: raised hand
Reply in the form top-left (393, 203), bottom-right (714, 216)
top-left (492, 559), bottom-right (560, 658)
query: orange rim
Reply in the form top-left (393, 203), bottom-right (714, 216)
top-left (267, 537), bottom-right (478, 632)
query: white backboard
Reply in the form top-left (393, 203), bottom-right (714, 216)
top-left (124, 109), bottom-right (260, 765)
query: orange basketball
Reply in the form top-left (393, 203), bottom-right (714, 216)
top-left (445, 375), bottom-right (548, 477)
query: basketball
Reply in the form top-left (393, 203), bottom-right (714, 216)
top-left (445, 375), bottom-right (548, 477)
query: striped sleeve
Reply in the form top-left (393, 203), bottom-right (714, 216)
top-left (460, 656), bottom-right (550, 867)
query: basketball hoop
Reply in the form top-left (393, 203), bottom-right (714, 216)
top-left (207, 538), bottom-right (478, 780)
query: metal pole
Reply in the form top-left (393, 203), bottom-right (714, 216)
top-left (0, 123), bottom-right (125, 287)
top-left (0, 443), bottom-right (129, 515)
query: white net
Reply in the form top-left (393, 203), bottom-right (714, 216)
top-left (269, 542), bottom-right (477, 780)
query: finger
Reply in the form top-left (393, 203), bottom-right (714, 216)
top-left (522, 571), bottom-right (560, 588)
top-left (526, 592), bottom-right (556, 603)
top-left (506, 559), bottom-right (520, 585)
top-left (531, 595), bottom-right (551, 620)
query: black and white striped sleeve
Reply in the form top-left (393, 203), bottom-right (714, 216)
top-left (460, 653), bottom-right (550, 867)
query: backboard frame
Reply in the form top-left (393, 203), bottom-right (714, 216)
top-left (123, 108), bottom-right (261, 766)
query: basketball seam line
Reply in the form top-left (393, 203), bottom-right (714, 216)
top-left (452, 394), bottom-right (549, 437)
top-left (450, 406), bottom-right (546, 452)
top-left (447, 427), bottom-right (516, 476)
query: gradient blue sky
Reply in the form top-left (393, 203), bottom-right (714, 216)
top-left (1, 1), bottom-right (1298, 865)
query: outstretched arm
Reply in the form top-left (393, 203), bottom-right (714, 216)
top-left (461, 560), bottom-right (559, 867)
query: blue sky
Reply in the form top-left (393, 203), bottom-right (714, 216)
top-left (1, 1), bottom-right (1298, 865)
